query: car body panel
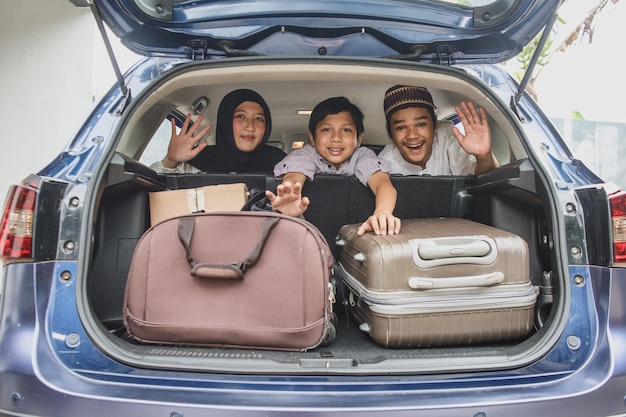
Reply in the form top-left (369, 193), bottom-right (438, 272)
top-left (97, 0), bottom-right (560, 63)
top-left (2, 1), bottom-right (625, 416)
top-left (2, 262), bottom-right (626, 415)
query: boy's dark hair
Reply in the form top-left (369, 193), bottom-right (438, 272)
top-left (308, 97), bottom-right (365, 136)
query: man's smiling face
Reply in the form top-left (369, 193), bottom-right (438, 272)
top-left (387, 107), bottom-right (436, 169)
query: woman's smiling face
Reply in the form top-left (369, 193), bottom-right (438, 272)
top-left (309, 111), bottom-right (363, 169)
top-left (232, 101), bottom-right (267, 152)
top-left (387, 106), bottom-right (437, 169)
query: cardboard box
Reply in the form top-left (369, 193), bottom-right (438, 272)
top-left (149, 183), bottom-right (248, 226)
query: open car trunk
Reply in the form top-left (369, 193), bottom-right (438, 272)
top-left (83, 58), bottom-right (562, 374)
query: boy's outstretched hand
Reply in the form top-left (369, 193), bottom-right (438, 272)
top-left (359, 171), bottom-right (401, 236)
top-left (357, 213), bottom-right (401, 236)
top-left (265, 181), bottom-right (310, 217)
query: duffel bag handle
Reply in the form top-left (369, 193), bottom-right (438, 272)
top-left (178, 215), bottom-right (280, 279)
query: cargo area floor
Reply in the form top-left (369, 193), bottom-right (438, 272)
top-left (114, 306), bottom-right (516, 366)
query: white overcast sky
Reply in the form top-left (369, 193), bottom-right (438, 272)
top-left (528, 0), bottom-right (625, 123)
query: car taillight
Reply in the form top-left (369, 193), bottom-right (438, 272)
top-left (1, 185), bottom-right (37, 260)
top-left (609, 190), bottom-right (626, 266)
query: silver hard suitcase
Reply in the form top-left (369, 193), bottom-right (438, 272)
top-left (336, 218), bottom-right (538, 348)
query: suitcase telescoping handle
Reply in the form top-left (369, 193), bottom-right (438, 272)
top-left (417, 238), bottom-right (491, 259)
top-left (178, 215), bottom-right (280, 279)
top-left (409, 236), bottom-right (498, 268)
top-left (408, 272), bottom-right (504, 290)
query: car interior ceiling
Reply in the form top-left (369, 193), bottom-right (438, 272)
top-left (116, 64), bottom-right (525, 164)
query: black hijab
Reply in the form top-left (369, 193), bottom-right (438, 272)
top-left (189, 89), bottom-right (286, 174)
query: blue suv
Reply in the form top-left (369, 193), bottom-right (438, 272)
top-left (2, 0), bottom-right (626, 416)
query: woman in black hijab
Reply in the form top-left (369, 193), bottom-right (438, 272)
top-left (154, 89), bottom-right (286, 174)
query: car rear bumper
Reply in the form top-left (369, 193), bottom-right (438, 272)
top-left (2, 262), bottom-right (626, 417)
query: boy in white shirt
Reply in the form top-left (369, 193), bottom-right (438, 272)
top-left (379, 85), bottom-right (498, 176)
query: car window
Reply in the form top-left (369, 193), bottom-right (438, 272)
top-left (138, 119), bottom-right (172, 167)
top-left (438, 0), bottom-right (497, 5)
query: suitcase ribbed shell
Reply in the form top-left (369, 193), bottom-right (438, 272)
top-left (337, 218), bottom-right (537, 348)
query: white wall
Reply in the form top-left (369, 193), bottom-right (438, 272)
top-left (0, 0), bottom-right (95, 201)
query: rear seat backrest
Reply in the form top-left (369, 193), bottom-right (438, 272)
top-left (300, 175), bottom-right (352, 257)
top-left (165, 173), bottom-right (471, 257)
top-left (391, 175), bottom-right (463, 219)
top-left (295, 174), bottom-right (471, 256)
top-left (167, 173), bottom-right (268, 191)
